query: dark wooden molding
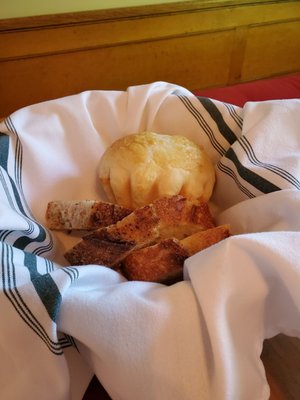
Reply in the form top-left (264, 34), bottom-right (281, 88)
top-left (0, 0), bottom-right (294, 31)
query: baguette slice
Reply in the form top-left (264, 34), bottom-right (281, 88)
top-left (64, 195), bottom-right (215, 267)
top-left (46, 200), bottom-right (132, 230)
top-left (180, 224), bottom-right (230, 255)
top-left (122, 224), bottom-right (230, 284)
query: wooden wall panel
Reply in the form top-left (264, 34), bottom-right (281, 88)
top-left (243, 20), bottom-right (300, 80)
top-left (1, 30), bottom-right (234, 113)
top-left (0, 0), bottom-right (300, 116)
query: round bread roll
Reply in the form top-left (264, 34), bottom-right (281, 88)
top-left (98, 132), bottom-right (215, 209)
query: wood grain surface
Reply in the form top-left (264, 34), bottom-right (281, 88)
top-left (1, 0), bottom-right (300, 116)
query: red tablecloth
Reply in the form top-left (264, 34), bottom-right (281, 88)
top-left (194, 74), bottom-right (300, 106)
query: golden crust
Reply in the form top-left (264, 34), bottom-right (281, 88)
top-left (98, 132), bottom-right (216, 209)
top-left (154, 195), bottom-right (215, 239)
top-left (181, 224), bottom-right (230, 256)
top-left (122, 238), bottom-right (188, 283)
top-left (121, 224), bottom-right (230, 283)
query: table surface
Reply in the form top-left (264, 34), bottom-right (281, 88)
top-left (262, 335), bottom-right (300, 400)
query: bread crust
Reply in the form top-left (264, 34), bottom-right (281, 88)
top-left (181, 224), bottom-right (230, 255)
top-left (122, 224), bottom-right (230, 283)
top-left (98, 132), bottom-right (216, 209)
top-left (122, 238), bottom-right (188, 283)
top-left (46, 200), bottom-right (132, 230)
top-left (64, 195), bottom-right (215, 267)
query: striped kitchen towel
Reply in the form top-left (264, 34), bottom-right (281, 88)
top-left (0, 82), bottom-right (300, 400)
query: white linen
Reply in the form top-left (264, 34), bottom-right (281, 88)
top-left (0, 82), bottom-right (300, 400)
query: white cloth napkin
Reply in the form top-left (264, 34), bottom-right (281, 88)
top-left (0, 82), bottom-right (300, 400)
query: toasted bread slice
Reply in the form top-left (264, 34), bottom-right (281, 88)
top-left (152, 195), bottom-right (216, 240)
top-left (64, 203), bottom-right (159, 267)
top-left (122, 238), bottom-right (188, 283)
top-left (180, 224), bottom-right (230, 255)
top-left (122, 224), bottom-right (230, 283)
top-left (64, 195), bottom-right (215, 267)
top-left (46, 200), bottom-right (132, 230)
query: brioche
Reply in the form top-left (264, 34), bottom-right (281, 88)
top-left (64, 195), bottom-right (215, 267)
top-left (122, 224), bottom-right (230, 283)
top-left (46, 200), bottom-right (132, 230)
top-left (98, 132), bottom-right (215, 209)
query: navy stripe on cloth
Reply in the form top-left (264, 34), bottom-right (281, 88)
top-left (225, 148), bottom-right (280, 193)
top-left (24, 251), bottom-right (62, 322)
top-left (197, 97), bottom-right (238, 145)
top-left (239, 136), bottom-right (300, 190)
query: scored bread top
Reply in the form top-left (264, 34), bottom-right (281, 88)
top-left (98, 132), bottom-right (216, 209)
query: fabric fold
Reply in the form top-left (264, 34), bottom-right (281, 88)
top-left (0, 82), bottom-right (299, 399)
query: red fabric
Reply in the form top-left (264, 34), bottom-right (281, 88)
top-left (194, 74), bottom-right (300, 107)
